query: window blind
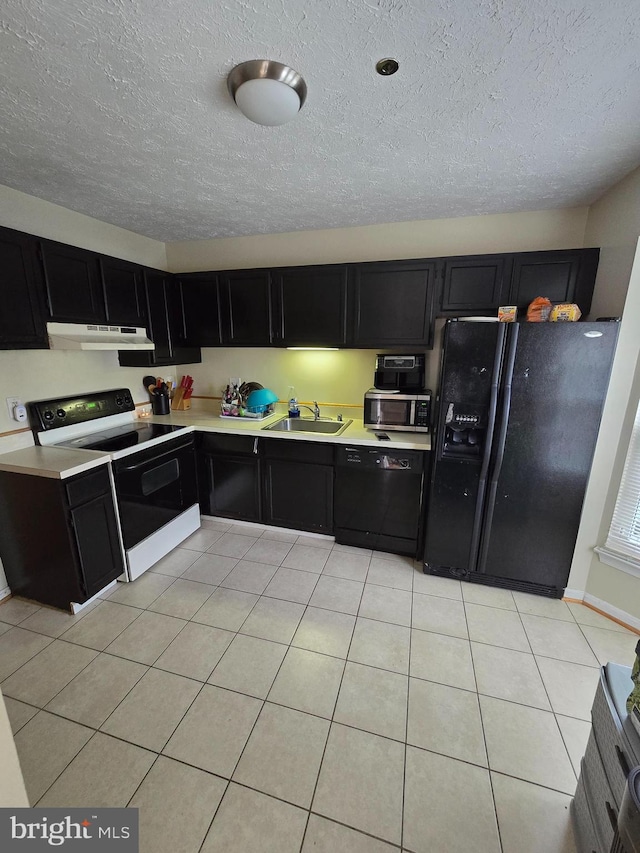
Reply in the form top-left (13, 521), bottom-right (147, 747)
top-left (604, 398), bottom-right (640, 564)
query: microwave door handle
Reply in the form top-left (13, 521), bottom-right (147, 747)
top-left (409, 400), bottom-right (416, 426)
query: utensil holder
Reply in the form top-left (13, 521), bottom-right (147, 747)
top-left (152, 394), bottom-right (170, 415)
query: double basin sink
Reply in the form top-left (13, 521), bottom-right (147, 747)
top-left (263, 416), bottom-right (352, 436)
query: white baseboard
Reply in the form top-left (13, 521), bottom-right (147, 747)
top-left (0, 586), bottom-right (11, 602)
top-left (563, 588), bottom-right (585, 601)
top-left (564, 588), bottom-right (640, 633)
top-left (582, 593), bottom-right (640, 633)
top-left (70, 580), bottom-right (117, 614)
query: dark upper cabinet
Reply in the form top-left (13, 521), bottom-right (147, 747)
top-left (178, 273), bottom-right (222, 346)
top-left (439, 255), bottom-right (511, 315)
top-left (272, 264), bottom-right (348, 346)
top-left (40, 239), bottom-right (106, 323)
top-left (118, 270), bottom-right (201, 367)
top-left (99, 256), bottom-right (146, 326)
top-left (219, 270), bottom-right (273, 345)
top-left (0, 226), bottom-right (48, 349)
top-left (509, 249), bottom-right (599, 316)
top-left (349, 261), bottom-right (437, 348)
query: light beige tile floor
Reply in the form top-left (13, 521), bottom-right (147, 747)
top-left (2, 517), bottom-right (639, 852)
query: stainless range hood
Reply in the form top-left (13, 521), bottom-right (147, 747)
top-left (47, 322), bottom-right (154, 351)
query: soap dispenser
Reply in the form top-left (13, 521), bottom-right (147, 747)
top-left (288, 386), bottom-right (300, 418)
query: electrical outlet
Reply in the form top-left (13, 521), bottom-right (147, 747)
top-left (6, 397), bottom-right (23, 419)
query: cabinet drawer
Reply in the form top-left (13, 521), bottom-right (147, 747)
top-left (592, 666), bottom-right (640, 806)
top-left (572, 772), bottom-right (603, 853)
top-left (65, 466), bottom-right (111, 507)
top-left (198, 433), bottom-right (259, 456)
top-left (583, 730), bottom-right (618, 852)
top-left (263, 439), bottom-right (333, 465)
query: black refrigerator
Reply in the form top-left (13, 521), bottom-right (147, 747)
top-left (424, 319), bottom-right (618, 597)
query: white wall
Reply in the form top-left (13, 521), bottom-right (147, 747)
top-left (166, 207), bottom-right (589, 272)
top-left (0, 184), bottom-right (167, 269)
top-left (567, 165), bottom-right (640, 618)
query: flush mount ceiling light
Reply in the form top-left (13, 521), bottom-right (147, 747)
top-left (227, 60), bottom-right (307, 126)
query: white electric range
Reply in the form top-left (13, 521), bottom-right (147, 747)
top-left (30, 388), bottom-right (200, 581)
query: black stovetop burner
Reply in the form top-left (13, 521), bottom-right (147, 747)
top-left (55, 422), bottom-right (188, 453)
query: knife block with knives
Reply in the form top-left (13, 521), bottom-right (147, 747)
top-left (172, 375), bottom-right (193, 411)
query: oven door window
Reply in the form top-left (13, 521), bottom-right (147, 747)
top-left (367, 399), bottom-right (410, 427)
top-left (114, 441), bottom-right (197, 550)
top-left (141, 458), bottom-right (180, 497)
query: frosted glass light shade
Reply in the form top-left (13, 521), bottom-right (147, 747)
top-left (234, 78), bottom-right (301, 126)
top-left (227, 60), bottom-right (307, 126)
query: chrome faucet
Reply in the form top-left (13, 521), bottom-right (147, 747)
top-left (298, 401), bottom-right (320, 420)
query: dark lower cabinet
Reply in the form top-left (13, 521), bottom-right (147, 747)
top-left (0, 465), bottom-right (124, 610)
top-left (197, 433), bottom-right (261, 522)
top-left (197, 434), bottom-right (334, 533)
top-left (263, 441), bottom-right (334, 533)
top-left (0, 226), bottom-right (48, 349)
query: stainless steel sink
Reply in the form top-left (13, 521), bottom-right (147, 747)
top-left (263, 417), bottom-right (352, 435)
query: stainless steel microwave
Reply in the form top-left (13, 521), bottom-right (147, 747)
top-left (364, 390), bottom-right (431, 433)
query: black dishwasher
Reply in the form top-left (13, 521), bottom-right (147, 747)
top-left (334, 446), bottom-right (426, 556)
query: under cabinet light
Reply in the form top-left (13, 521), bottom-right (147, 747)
top-left (286, 347), bottom-right (340, 351)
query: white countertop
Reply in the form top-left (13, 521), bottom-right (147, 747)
top-left (0, 446), bottom-right (110, 479)
top-left (144, 408), bottom-right (432, 451)
top-left (0, 407), bottom-right (430, 478)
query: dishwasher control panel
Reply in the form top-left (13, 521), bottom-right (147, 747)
top-left (342, 448), bottom-right (416, 470)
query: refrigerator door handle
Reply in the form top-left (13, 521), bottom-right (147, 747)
top-left (477, 324), bottom-right (519, 574)
top-left (467, 323), bottom-right (507, 570)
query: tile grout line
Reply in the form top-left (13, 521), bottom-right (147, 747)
top-left (462, 591), bottom-right (504, 853)
top-left (297, 550), bottom-right (370, 852)
top-left (400, 566), bottom-right (414, 853)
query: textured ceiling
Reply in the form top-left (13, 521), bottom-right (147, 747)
top-left (1, 0), bottom-right (640, 241)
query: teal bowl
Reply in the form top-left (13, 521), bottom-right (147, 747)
top-left (246, 388), bottom-right (278, 413)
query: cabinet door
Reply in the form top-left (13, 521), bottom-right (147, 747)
top-left (219, 270), bottom-right (272, 345)
top-left (264, 458), bottom-right (333, 533)
top-left (100, 256), bottom-right (146, 326)
top-left (70, 492), bottom-right (124, 598)
top-left (0, 226), bottom-right (48, 349)
top-left (509, 249), bottom-right (599, 315)
top-left (272, 265), bottom-right (348, 346)
top-left (145, 270), bottom-right (173, 363)
top-left (206, 454), bottom-right (262, 521)
top-left (41, 240), bottom-right (105, 322)
top-left (349, 261), bottom-right (436, 347)
top-left (118, 271), bottom-right (201, 367)
top-left (439, 255), bottom-right (511, 315)
top-left (179, 274), bottom-right (222, 346)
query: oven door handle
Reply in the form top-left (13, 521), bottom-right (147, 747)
top-left (115, 439), bottom-right (193, 473)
